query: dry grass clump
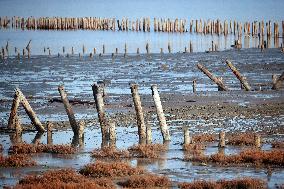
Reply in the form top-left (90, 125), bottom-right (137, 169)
top-left (183, 144), bottom-right (205, 151)
top-left (186, 149), bottom-right (284, 166)
top-left (79, 161), bottom-right (144, 178)
top-left (15, 169), bottom-right (114, 189)
top-left (271, 141), bottom-right (284, 148)
top-left (192, 134), bottom-right (215, 143)
top-left (0, 154), bottom-right (36, 167)
top-left (178, 178), bottom-right (266, 189)
top-left (128, 144), bottom-right (167, 158)
top-left (118, 174), bottom-right (171, 188)
top-left (9, 143), bottom-right (76, 154)
top-left (227, 133), bottom-right (255, 146)
top-left (91, 146), bottom-right (130, 159)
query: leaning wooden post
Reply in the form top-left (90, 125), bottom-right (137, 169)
top-left (7, 89), bottom-right (21, 129)
top-left (197, 63), bottom-right (228, 91)
top-left (17, 89), bottom-right (45, 132)
top-left (218, 131), bottom-right (225, 148)
top-left (225, 60), bottom-right (251, 91)
top-left (183, 126), bottom-right (191, 145)
top-left (92, 83), bottom-right (109, 141)
top-left (254, 134), bottom-right (261, 148)
top-left (47, 121), bottom-right (53, 145)
top-left (130, 84), bottom-right (147, 144)
top-left (109, 121), bottom-right (116, 147)
top-left (58, 85), bottom-right (78, 135)
top-left (151, 84), bottom-right (171, 141)
top-left (146, 124), bottom-right (152, 144)
top-left (272, 72), bottom-right (284, 90)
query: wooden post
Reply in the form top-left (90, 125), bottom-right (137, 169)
top-left (130, 84), bottom-right (146, 144)
top-left (78, 120), bottom-right (85, 139)
top-left (218, 131), bottom-right (225, 148)
top-left (146, 43), bottom-right (150, 54)
top-left (58, 85), bottom-right (78, 135)
top-left (151, 84), bottom-right (171, 141)
top-left (109, 121), bottom-right (116, 147)
top-left (17, 89), bottom-right (45, 132)
top-left (192, 79), bottom-right (197, 93)
top-left (168, 42), bottom-right (171, 53)
top-left (146, 124), bottom-right (152, 144)
top-left (103, 44), bottom-right (105, 54)
top-left (197, 63), bottom-right (228, 91)
top-left (47, 121), bottom-right (53, 145)
top-left (7, 89), bottom-right (21, 129)
top-left (92, 83), bottom-right (109, 141)
top-left (124, 43), bottom-right (127, 54)
top-left (183, 126), bottom-right (191, 145)
top-left (272, 72), bottom-right (284, 90)
top-left (137, 48), bottom-right (140, 54)
top-left (225, 60), bottom-right (251, 91)
top-left (254, 134), bottom-right (261, 148)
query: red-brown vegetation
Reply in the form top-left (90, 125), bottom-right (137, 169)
top-left (9, 143), bottom-right (76, 154)
top-left (0, 154), bottom-right (36, 167)
top-left (118, 174), bottom-right (171, 188)
top-left (91, 146), bottom-right (130, 159)
top-left (186, 149), bottom-right (284, 166)
top-left (178, 178), bottom-right (266, 189)
top-left (128, 144), bottom-right (167, 158)
top-left (192, 134), bottom-right (215, 143)
top-left (227, 133), bottom-right (255, 146)
top-left (14, 169), bottom-right (114, 189)
top-left (0, 144), bottom-right (3, 152)
top-left (79, 161), bottom-right (144, 178)
top-left (271, 141), bottom-right (284, 148)
top-left (183, 144), bottom-right (205, 151)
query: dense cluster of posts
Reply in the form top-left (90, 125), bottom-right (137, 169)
top-left (0, 16), bottom-right (283, 38)
top-left (6, 58), bottom-right (284, 148)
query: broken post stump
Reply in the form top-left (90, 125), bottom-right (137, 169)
top-left (254, 134), bottom-right (261, 148)
top-left (18, 89), bottom-right (45, 132)
top-left (151, 84), bottom-right (171, 141)
top-left (109, 121), bottom-right (116, 147)
top-left (225, 60), bottom-right (251, 91)
top-left (78, 120), bottom-right (85, 139)
top-left (197, 63), bottom-right (228, 91)
top-left (272, 72), bottom-right (284, 90)
top-left (130, 84), bottom-right (146, 144)
top-left (183, 126), bottom-right (191, 145)
top-left (92, 83), bottom-right (109, 142)
top-left (58, 85), bottom-right (79, 135)
top-left (218, 131), bottom-right (225, 148)
top-left (192, 79), bottom-right (197, 93)
top-left (47, 121), bottom-right (53, 145)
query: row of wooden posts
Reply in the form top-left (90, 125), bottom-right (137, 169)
top-left (1, 16), bottom-right (283, 37)
top-left (7, 83), bottom-right (171, 146)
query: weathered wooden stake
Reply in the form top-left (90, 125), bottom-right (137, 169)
top-left (151, 84), bottom-right (171, 141)
top-left (92, 83), bottom-right (109, 141)
top-left (146, 124), bottom-right (152, 144)
top-left (225, 60), bottom-right (251, 91)
top-left (192, 79), bottom-right (197, 93)
top-left (254, 134), bottom-right (261, 148)
top-left (58, 85), bottom-right (78, 135)
top-left (272, 72), bottom-right (284, 90)
top-left (218, 131), bottom-right (225, 148)
top-left (78, 120), bottom-right (85, 139)
top-left (197, 63), bottom-right (228, 91)
top-left (47, 121), bottom-right (53, 145)
top-left (18, 89), bottom-right (45, 132)
top-left (7, 89), bottom-right (21, 129)
top-left (130, 84), bottom-right (146, 144)
top-left (183, 126), bottom-right (191, 145)
top-left (109, 121), bottom-right (116, 146)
